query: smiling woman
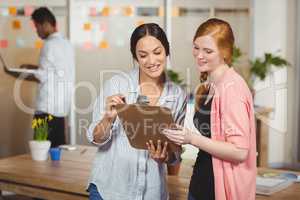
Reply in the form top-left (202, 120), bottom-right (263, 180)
top-left (86, 23), bottom-right (187, 200)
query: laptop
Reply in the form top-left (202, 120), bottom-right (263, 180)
top-left (0, 53), bottom-right (38, 74)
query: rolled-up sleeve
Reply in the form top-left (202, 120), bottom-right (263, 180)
top-left (221, 88), bottom-right (251, 149)
top-left (86, 78), bottom-right (117, 147)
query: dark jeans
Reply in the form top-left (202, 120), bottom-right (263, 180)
top-left (34, 112), bottom-right (65, 147)
top-left (188, 192), bottom-right (197, 200)
top-left (88, 184), bottom-right (104, 200)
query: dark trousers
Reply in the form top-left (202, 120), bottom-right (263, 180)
top-left (34, 112), bottom-right (66, 147)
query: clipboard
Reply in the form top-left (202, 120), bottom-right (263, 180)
top-left (116, 104), bottom-right (181, 153)
top-left (0, 53), bottom-right (38, 74)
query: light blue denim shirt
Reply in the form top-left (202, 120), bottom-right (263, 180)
top-left (86, 67), bottom-right (187, 200)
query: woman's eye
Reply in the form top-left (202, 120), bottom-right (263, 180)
top-left (139, 55), bottom-right (147, 58)
top-left (193, 46), bottom-right (199, 50)
top-left (154, 51), bottom-right (161, 55)
top-left (205, 49), bottom-right (213, 54)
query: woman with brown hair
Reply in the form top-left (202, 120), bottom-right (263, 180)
top-left (163, 18), bottom-right (256, 200)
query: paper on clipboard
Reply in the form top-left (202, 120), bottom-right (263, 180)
top-left (115, 104), bottom-right (181, 153)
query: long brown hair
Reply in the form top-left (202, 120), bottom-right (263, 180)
top-left (194, 18), bottom-right (234, 110)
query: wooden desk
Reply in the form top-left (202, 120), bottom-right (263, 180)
top-left (0, 146), bottom-right (299, 200)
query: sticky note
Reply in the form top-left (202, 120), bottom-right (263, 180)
top-left (172, 7), bottom-right (179, 17)
top-left (136, 20), bottom-right (145, 27)
top-left (12, 20), bottom-right (21, 30)
top-left (0, 8), bottom-right (9, 16)
top-left (115, 38), bottom-right (125, 47)
top-left (83, 41), bottom-right (93, 50)
top-left (159, 7), bottom-right (164, 17)
top-left (35, 40), bottom-right (43, 49)
top-left (24, 5), bottom-right (34, 16)
top-left (83, 23), bottom-right (92, 31)
top-left (99, 22), bottom-right (108, 32)
top-left (99, 40), bottom-right (109, 49)
top-left (16, 38), bottom-right (25, 47)
top-left (123, 6), bottom-right (134, 16)
top-left (90, 7), bottom-right (97, 16)
top-left (101, 6), bottom-right (110, 16)
top-left (9, 7), bottom-right (17, 16)
top-left (0, 40), bottom-right (8, 48)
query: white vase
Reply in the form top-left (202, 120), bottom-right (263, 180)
top-left (29, 140), bottom-right (51, 161)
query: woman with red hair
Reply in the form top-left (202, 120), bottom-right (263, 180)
top-left (163, 18), bottom-right (256, 200)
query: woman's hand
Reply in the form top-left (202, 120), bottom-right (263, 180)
top-left (146, 140), bottom-right (168, 164)
top-left (104, 94), bottom-right (125, 120)
top-left (162, 125), bottom-right (195, 145)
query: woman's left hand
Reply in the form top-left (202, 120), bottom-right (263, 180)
top-left (162, 125), bottom-right (194, 145)
top-left (146, 140), bottom-right (168, 163)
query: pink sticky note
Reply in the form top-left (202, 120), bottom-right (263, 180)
top-left (83, 41), bottom-right (93, 50)
top-left (90, 7), bottom-right (97, 16)
top-left (24, 5), bottom-right (34, 16)
top-left (99, 22), bottom-right (108, 32)
top-left (0, 40), bottom-right (8, 48)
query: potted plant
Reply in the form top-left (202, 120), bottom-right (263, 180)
top-left (232, 47), bottom-right (290, 96)
top-left (29, 115), bottom-right (53, 161)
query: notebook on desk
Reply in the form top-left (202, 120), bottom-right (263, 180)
top-left (115, 104), bottom-right (181, 153)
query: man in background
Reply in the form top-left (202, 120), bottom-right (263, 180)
top-left (5, 7), bottom-right (75, 147)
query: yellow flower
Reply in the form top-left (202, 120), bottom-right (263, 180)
top-left (31, 119), bottom-right (37, 129)
top-left (38, 118), bottom-right (42, 125)
top-left (48, 115), bottom-right (53, 121)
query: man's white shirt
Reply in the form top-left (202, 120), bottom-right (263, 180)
top-left (34, 32), bottom-right (75, 117)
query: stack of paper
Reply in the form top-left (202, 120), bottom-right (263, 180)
top-left (256, 176), bottom-right (294, 195)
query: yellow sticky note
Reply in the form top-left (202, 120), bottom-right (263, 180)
top-left (136, 20), bottom-right (145, 27)
top-left (12, 20), bottom-right (21, 30)
top-left (83, 23), bottom-right (92, 31)
top-left (99, 40), bottom-right (109, 49)
top-left (9, 7), bottom-right (17, 16)
top-left (123, 6), bottom-right (134, 16)
top-left (101, 6), bottom-right (110, 16)
top-left (35, 40), bottom-right (43, 49)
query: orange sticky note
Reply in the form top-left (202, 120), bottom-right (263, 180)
top-left (24, 5), bottom-right (34, 16)
top-left (101, 6), bottom-right (110, 16)
top-left (136, 20), bottom-right (145, 27)
top-left (159, 7), bottom-right (164, 17)
top-left (83, 41), bottom-right (93, 50)
top-left (83, 23), bottom-right (92, 31)
top-left (9, 7), bottom-right (17, 16)
top-left (172, 7), bottom-right (179, 17)
top-left (12, 20), bottom-right (21, 30)
top-left (90, 7), bottom-right (97, 16)
top-left (35, 40), bottom-right (43, 49)
top-left (99, 40), bottom-right (109, 49)
top-left (123, 6), bottom-right (134, 16)
top-left (0, 40), bottom-right (8, 48)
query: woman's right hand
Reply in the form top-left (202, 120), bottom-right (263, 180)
top-left (104, 94), bottom-right (125, 120)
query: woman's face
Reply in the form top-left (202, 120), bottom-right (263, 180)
top-left (192, 35), bottom-right (225, 74)
top-left (135, 35), bottom-right (167, 79)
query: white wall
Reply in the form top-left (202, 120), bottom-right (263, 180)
top-left (252, 0), bottom-right (297, 166)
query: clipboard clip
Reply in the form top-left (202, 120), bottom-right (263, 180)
top-left (136, 95), bottom-right (149, 105)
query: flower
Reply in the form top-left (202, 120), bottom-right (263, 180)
top-left (32, 116), bottom-right (52, 141)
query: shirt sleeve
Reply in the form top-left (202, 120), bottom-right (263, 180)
top-left (86, 78), bottom-right (119, 147)
top-left (221, 87), bottom-right (252, 149)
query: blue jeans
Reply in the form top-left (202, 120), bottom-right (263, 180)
top-left (88, 183), bottom-right (104, 200)
top-left (188, 192), bottom-right (197, 200)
